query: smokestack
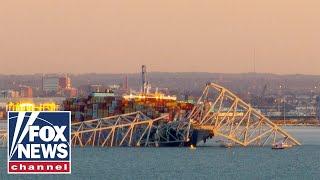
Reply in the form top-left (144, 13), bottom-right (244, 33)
top-left (142, 65), bottom-right (147, 93)
top-left (124, 75), bottom-right (128, 91)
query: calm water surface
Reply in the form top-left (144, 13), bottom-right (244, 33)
top-left (0, 126), bottom-right (319, 180)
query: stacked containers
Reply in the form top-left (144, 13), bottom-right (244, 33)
top-left (63, 93), bottom-right (195, 122)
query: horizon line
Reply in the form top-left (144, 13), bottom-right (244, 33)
top-left (0, 71), bottom-right (320, 76)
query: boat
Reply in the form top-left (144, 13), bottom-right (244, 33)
top-left (272, 142), bottom-right (292, 149)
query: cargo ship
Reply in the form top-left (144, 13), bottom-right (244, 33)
top-left (63, 90), bottom-right (193, 122)
top-left (63, 65), bottom-right (194, 122)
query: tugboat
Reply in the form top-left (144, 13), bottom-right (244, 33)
top-left (272, 142), bottom-right (292, 149)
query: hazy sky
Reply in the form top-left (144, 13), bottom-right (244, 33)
top-left (0, 0), bottom-right (319, 74)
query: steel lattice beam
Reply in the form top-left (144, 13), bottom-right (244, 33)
top-left (71, 111), bottom-right (188, 147)
top-left (187, 83), bottom-right (301, 147)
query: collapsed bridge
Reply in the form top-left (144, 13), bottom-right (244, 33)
top-left (0, 83), bottom-right (301, 148)
top-left (72, 83), bottom-right (301, 147)
top-left (71, 111), bottom-right (188, 147)
top-left (187, 83), bottom-right (301, 147)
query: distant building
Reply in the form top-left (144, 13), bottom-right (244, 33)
top-left (19, 86), bottom-right (33, 98)
top-left (64, 88), bottom-right (78, 98)
top-left (59, 75), bottom-right (71, 89)
top-left (43, 75), bottom-right (60, 93)
top-left (0, 90), bottom-right (19, 98)
top-left (78, 84), bottom-right (103, 97)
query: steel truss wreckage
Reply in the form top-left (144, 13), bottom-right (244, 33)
top-left (0, 83), bottom-right (301, 148)
top-left (71, 111), bottom-right (189, 147)
top-left (187, 83), bottom-right (301, 147)
top-left (72, 83), bottom-right (300, 147)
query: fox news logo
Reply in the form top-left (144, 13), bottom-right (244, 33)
top-left (8, 111), bottom-right (71, 174)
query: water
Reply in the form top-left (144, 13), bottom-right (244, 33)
top-left (0, 126), bottom-right (320, 180)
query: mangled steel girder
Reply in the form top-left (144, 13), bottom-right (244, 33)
top-left (71, 111), bottom-right (189, 147)
top-left (187, 82), bottom-right (301, 147)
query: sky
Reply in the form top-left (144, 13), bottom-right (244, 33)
top-left (0, 0), bottom-right (319, 75)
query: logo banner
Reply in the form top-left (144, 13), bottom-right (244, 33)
top-left (8, 111), bottom-right (71, 174)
